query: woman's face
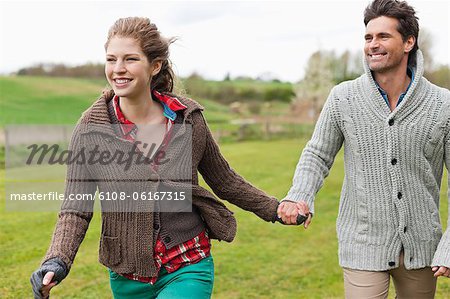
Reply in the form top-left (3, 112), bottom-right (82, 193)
top-left (105, 37), bottom-right (160, 100)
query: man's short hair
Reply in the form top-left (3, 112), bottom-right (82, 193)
top-left (364, 0), bottom-right (419, 67)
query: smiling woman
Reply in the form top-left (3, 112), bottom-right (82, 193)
top-left (104, 19), bottom-right (175, 103)
top-left (105, 37), bottom-right (159, 97)
top-left (28, 17), bottom-right (299, 299)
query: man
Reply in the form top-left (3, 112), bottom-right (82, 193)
top-left (278, 0), bottom-right (450, 297)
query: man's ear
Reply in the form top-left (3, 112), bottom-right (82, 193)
top-left (405, 35), bottom-right (416, 53)
top-left (152, 61), bottom-right (162, 76)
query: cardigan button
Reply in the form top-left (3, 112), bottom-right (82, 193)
top-left (388, 261), bottom-right (395, 266)
top-left (153, 223), bottom-right (160, 230)
top-left (388, 119), bottom-right (395, 126)
top-left (391, 158), bottom-right (397, 165)
top-left (164, 236), bottom-right (171, 243)
top-left (397, 192), bottom-right (403, 199)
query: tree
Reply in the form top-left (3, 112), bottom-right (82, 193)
top-left (293, 51), bottom-right (335, 121)
top-left (428, 64), bottom-right (450, 89)
top-left (334, 50), bottom-right (363, 83)
top-left (293, 50), bottom-right (362, 121)
top-left (418, 28), bottom-right (434, 74)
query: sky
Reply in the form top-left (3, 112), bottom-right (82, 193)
top-left (0, 0), bottom-right (449, 82)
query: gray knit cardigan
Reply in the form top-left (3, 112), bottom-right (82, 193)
top-left (284, 50), bottom-right (450, 271)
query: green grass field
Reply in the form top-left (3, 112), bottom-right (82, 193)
top-left (0, 76), bottom-right (234, 126)
top-left (1, 140), bottom-right (449, 298)
top-left (1, 76), bottom-right (450, 298)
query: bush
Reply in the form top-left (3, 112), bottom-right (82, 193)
top-left (183, 77), bottom-right (294, 104)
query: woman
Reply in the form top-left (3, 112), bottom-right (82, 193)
top-left (30, 17), bottom-right (301, 299)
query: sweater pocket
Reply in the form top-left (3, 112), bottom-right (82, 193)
top-left (99, 235), bottom-right (122, 266)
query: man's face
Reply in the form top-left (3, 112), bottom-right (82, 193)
top-left (364, 16), bottom-right (414, 74)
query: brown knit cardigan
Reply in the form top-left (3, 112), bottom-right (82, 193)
top-left (42, 92), bottom-right (279, 277)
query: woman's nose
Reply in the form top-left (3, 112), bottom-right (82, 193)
top-left (113, 60), bottom-right (126, 73)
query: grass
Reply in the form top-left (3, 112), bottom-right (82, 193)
top-left (1, 138), bottom-right (449, 298)
top-left (0, 76), bottom-right (233, 126)
top-left (0, 76), bottom-right (106, 125)
top-left (0, 76), bottom-right (298, 143)
top-left (1, 75), bottom-right (449, 298)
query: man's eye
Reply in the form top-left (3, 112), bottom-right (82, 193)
top-left (127, 58), bottom-right (139, 61)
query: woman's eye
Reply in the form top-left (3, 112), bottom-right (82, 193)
top-left (127, 58), bottom-right (139, 61)
top-left (106, 58), bottom-right (115, 62)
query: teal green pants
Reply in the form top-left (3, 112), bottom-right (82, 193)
top-left (109, 256), bottom-right (214, 299)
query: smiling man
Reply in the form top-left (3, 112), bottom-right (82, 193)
top-left (277, 0), bottom-right (450, 298)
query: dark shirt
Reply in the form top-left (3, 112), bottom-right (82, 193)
top-left (374, 67), bottom-right (415, 108)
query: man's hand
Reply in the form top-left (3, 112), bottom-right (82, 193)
top-left (30, 258), bottom-right (68, 298)
top-left (432, 266), bottom-right (450, 278)
top-left (277, 200), bottom-right (312, 228)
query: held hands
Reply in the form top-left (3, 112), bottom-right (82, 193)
top-left (30, 258), bottom-right (68, 299)
top-left (432, 266), bottom-right (450, 278)
top-left (277, 200), bottom-right (312, 228)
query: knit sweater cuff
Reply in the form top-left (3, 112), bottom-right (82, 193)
top-left (432, 230), bottom-right (450, 267)
top-left (281, 192), bottom-right (315, 214)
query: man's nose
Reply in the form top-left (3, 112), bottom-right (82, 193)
top-left (369, 38), bottom-right (380, 49)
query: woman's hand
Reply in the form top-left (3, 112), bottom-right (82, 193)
top-left (30, 258), bottom-right (68, 298)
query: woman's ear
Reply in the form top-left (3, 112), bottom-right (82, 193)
top-left (151, 61), bottom-right (162, 76)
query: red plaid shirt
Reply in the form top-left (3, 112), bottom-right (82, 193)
top-left (112, 91), bottom-right (211, 284)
